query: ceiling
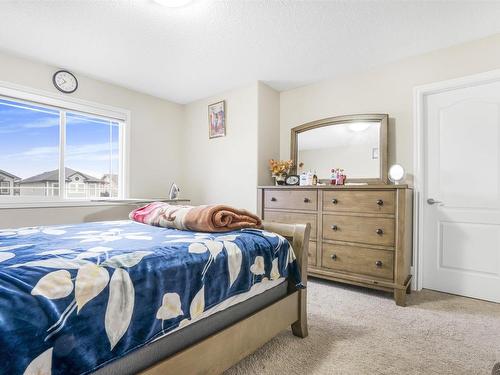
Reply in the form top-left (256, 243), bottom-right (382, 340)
top-left (1, 0), bottom-right (500, 104)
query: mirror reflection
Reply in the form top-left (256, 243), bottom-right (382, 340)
top-left (297, 121), bottom-right (381, 180)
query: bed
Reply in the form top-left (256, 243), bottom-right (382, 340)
top-left (0, 219), bottom-right (310, 375)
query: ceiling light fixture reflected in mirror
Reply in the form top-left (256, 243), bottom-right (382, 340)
top-left (348, 122), bottom-right (372, 132)
top-left (153, 0), bottom-right (193, 7)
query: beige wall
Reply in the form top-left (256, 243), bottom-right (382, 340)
top-left (0, 203), bottom-right (136, 229)
top-left (0, 51), bottom-right (184, 199)
top-left (280, 33), bottom-right (500, 183)
top-left (257, 82), bottom-right (280, 186)
top-left (0, 50), bottom-right (184, 227)
top-left (3, 33), bottom-right (500, 225)
top-left (181, 82), bottom-right (280, 211)
top-left (182, 83), bottom-right (259, 210)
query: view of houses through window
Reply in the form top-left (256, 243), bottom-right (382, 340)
top-left (0, 97), bottom-right (122, 199)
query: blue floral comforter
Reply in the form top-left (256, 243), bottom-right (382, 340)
top-left (0, 220), bottom-right (301, 375)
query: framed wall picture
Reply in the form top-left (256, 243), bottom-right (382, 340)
top-left (208, 100), bottom-right (226, 138)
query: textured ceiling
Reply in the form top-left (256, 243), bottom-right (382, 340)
top-left (1, 0), bottom-right (500, 104)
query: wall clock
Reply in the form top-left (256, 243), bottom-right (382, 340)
top-left (52, 70), bottom-right (78, 94)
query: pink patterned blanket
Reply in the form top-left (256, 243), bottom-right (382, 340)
top-left (129, 202), bottom-right (262, 232)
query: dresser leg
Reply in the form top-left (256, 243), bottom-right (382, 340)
top-left (394, 289), bottom-right (406, 307)
top-left (406, 283), bottom-right (412, 295)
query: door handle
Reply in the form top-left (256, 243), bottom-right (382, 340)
top-left (427, 198), bottom-right (443, 205)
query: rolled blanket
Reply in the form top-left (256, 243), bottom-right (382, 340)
top-left (129, 202), bottom-right (262, 232)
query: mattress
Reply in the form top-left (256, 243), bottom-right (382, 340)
top-left (0, 220), bottom-right (300, 375)
top-left (94, 281), bottom-right (288, 375)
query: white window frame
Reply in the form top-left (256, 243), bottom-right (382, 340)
top-left (0, 80), bottom-right (130, 205)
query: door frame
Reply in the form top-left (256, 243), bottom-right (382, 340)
top-left (412, 68), bottom-right (500, 291)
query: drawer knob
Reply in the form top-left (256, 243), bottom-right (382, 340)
top-left (304, 197), bottom-right (310, 203)
top-left (376, 228), bottom-right (383, 235)
top-left (332, 198), bottom-right (338, 204)
top-left (375, 260), bottom-right (383, 268)
top-left (331, 254), bottom-right (337, 260)
top-left (377, 199), bottom-right (384, 206)
top-left (331, 225), bottom-right (338, 231)
top-left (270, 197), bottom-right (277, 202)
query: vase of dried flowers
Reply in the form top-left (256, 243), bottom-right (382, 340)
top-left (268, 159), bottom-right (293, 186)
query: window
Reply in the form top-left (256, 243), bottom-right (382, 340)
top-left (0, 181), bottom-right (10, 195)
top-left (50, 183), bottom-right (59, 197)
top-left (65, 113), bottom-right (121, 199)
top-left (0, 91), bottom-right (127, 201)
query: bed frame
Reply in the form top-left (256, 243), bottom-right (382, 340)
top-left (139, 221), bottom-right (311, 375)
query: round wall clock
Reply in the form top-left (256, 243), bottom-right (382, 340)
top-left (285, 175), bottom-right (300, 185)
top-left (52, 70), bottom-right (78, 94)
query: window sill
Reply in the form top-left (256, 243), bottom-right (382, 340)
top-left (0, 198), bottom-right (189, 209)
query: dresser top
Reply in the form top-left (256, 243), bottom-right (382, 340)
top-left (258, 184), bottom-right (410, 190)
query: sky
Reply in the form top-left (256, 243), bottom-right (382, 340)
top-left (0, 98), bottom-right (119, 180)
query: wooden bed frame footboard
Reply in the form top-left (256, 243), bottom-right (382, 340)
top-left (140, 222), bottom-right (311, 375)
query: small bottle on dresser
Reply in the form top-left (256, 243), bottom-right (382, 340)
top-left (330, 168), bottom-right (337, 185)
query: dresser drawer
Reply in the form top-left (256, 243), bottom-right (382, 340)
top-left (263, 210), bottom-right (317, 239)
top-left (308, 241), bottom-right (317, 266)
top-left (322, 243), bottom-right (394, 280)
top-left (322, 214), bottom-right (395, 246)
top-left (323, 190), bottom-right (396, 214)
top-left (264, 189), bottom-right (317, 211)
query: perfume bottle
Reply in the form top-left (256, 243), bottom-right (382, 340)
top-left (300, 172), bottom-right (308, 186)
top-left (331, 168), bottom-right (337, 185)
top-left (337, 169), bottom-right (346, 185)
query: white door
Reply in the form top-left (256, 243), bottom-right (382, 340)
top-left (422, 79), bottom-right (500, 303)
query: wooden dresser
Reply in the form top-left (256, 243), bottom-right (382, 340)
top-left (257, 185), bottom-right (413, 306)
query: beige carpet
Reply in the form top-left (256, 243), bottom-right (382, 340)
top-left (225, 278), bottom-right (500, 375)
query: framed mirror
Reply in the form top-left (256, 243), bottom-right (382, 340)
top-left (290, 114), bottom-right (388, 184)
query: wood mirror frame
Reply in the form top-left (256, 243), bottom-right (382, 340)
top-left (290, 113), bottom-right (388, 184)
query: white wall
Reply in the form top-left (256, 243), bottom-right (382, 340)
top-left (280, 33), bottom-right (500, 183)
top-left (0, 51), bottom-right (184, 199)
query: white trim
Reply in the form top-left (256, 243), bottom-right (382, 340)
top-left (0, 80), bottom-right (129, 121)
top-left (412, 68), bottom-right (500, 291)
top-left (0, 80), bottom-right (131, 200)
top-left (0, 198), bottom-right (189, 210)
top-left (0, 200), bottom-right (144, 209)
top-left (119, 119), bottom-right (130, 199)
top-left (59, 110), bottom-right (66, 199)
